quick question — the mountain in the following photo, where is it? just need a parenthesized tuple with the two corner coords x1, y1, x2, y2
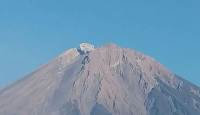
(0, 43, 200, 115)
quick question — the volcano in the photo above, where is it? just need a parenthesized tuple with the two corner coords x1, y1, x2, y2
(0, 43, 200, 115)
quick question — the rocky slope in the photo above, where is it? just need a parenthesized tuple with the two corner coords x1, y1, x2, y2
(0, 43, 199, 115)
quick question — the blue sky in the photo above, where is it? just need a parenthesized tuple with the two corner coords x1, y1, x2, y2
(0, 0, 200, 87)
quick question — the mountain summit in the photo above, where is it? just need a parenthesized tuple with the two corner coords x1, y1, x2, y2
(0, 43, 200, 115)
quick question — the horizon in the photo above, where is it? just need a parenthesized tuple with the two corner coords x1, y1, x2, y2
(0, 1, 200, 87)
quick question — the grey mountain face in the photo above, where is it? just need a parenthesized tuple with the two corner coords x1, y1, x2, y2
(0, 43, 200, 115)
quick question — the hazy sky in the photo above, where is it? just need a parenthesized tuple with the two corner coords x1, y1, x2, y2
(0, 0, 200, 87)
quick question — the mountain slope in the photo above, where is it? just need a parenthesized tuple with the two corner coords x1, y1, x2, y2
(0, 43, 199, 115)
